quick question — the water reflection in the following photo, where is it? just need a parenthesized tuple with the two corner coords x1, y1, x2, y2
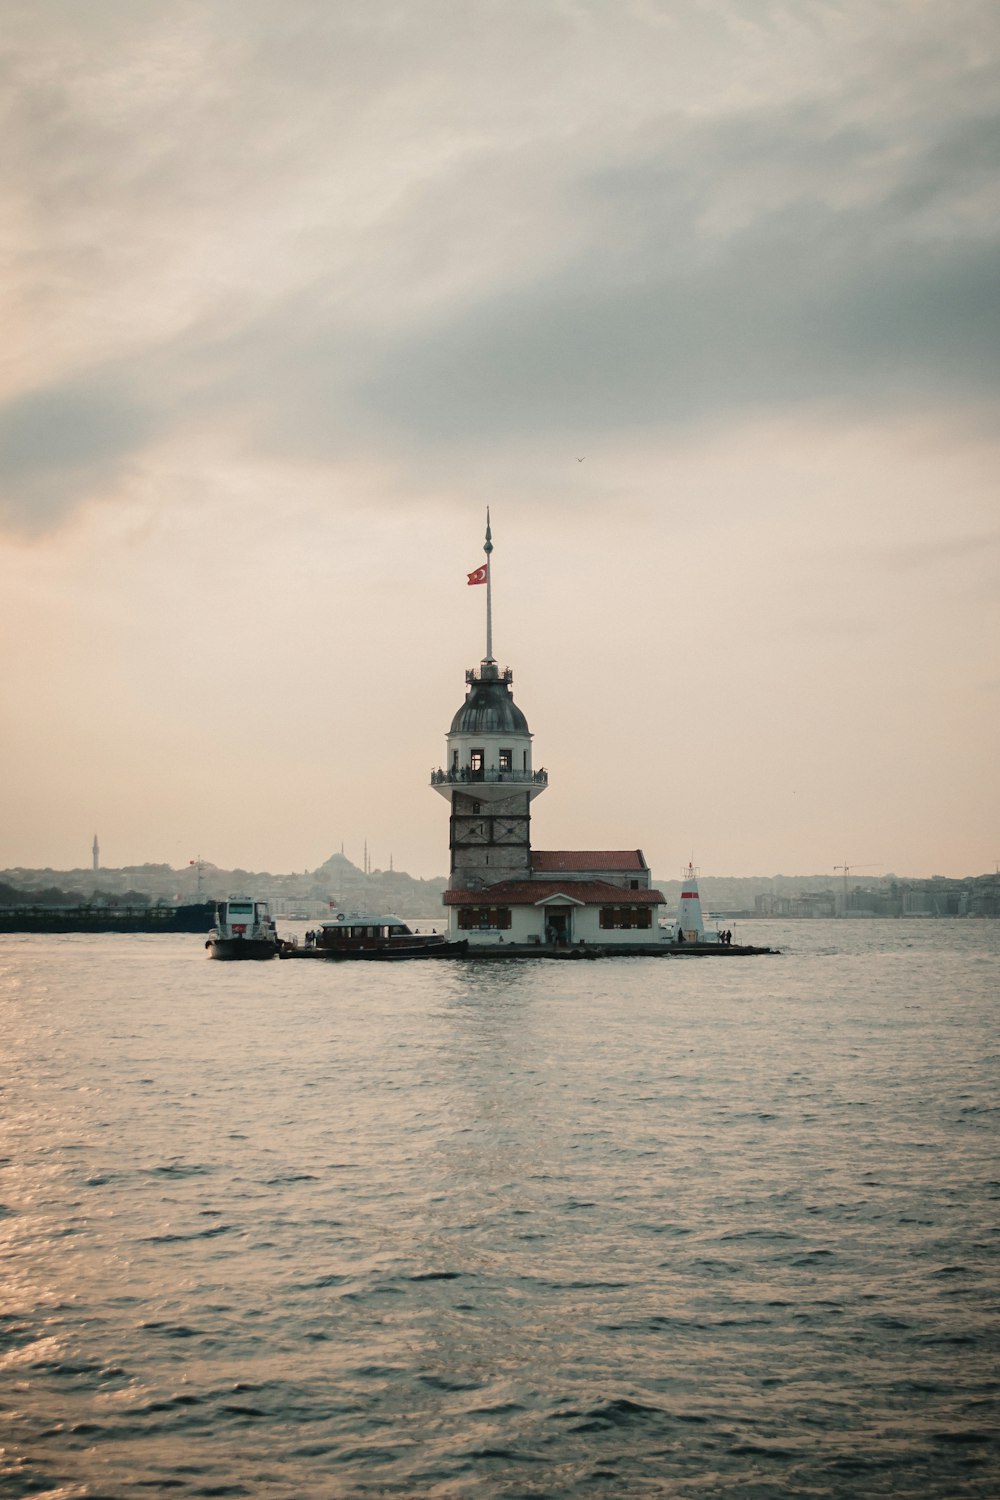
(1, 925, 997, 1497)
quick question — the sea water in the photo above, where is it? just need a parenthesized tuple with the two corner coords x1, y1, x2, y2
(1, 920, 997, 1498)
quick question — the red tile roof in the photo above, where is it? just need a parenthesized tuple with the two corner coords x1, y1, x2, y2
(531, 850, 648, 872)
(445, 879, 665, 907)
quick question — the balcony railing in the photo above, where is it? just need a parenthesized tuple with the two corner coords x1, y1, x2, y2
(465, 664, 513, 685)
(430, 766, 548, 787)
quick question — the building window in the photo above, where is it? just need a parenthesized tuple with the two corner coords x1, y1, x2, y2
(630, 879, 639, 889)
(452, 749, 459, 769)
(499, 748, 512, 771)
(600, 907, 652, 929)
(457, 906, 512, 930)
(470, 748, 484, 776)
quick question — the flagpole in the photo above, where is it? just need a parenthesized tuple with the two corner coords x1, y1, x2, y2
(484, 509, 494, 662)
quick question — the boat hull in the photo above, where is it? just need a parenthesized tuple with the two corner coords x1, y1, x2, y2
(206, 937, 279, 961)
(0, 902, 215, 934)
(285, 939, 469, 960)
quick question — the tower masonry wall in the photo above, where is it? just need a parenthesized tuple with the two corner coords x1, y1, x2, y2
(449, 846, 532, 889)
(449, 789, 532, 891)
(452, 792, 529, 817)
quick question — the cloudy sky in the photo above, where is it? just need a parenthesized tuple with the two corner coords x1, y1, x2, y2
(2, 0, 997, 881)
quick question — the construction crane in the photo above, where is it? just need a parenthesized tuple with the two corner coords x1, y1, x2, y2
(834, 862, 880, 915)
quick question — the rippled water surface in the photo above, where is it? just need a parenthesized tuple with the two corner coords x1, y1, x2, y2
(1, 921, 998, 1497)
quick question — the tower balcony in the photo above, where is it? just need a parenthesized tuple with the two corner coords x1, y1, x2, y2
(430, 765, 548, 802)
(466, 663, 513, 685)
(431, 766, 548, 788)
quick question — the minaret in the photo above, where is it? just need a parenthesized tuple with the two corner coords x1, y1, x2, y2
(92, 834, 100, 872)
(431, 515, 547, 892)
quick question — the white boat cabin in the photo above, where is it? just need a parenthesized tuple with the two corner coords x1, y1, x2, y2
(215, 897, 275, 942)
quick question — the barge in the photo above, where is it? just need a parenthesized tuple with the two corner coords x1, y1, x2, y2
(0, 901, 215, 934)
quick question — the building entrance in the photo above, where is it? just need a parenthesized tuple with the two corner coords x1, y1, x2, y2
(546, 909, 571, 944)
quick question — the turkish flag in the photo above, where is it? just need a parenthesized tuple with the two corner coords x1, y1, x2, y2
(467, 565, 488, 585)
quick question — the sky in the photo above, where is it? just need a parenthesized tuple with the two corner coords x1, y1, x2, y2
(1, 0, 998, 881)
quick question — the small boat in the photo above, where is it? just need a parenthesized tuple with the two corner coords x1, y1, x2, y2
(289, 912, 467, 960)
(206, 897, 281, 960)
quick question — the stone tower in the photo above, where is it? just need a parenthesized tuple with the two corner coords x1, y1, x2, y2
(430, 516, 547, 891)
(432, 660, 547, 890)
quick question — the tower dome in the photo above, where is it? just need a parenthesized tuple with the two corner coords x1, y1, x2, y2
(449, 661, 530, 737)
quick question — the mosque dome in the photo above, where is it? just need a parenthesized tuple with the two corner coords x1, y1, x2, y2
(449, 663, 530, 737)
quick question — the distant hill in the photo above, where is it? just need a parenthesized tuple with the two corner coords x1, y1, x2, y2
(650, 872, 855, 913)
(3, 864, 994, 920)
(0, 855, 448, 920)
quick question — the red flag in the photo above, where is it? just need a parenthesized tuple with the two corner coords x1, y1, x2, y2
(467, 564, 488, 585)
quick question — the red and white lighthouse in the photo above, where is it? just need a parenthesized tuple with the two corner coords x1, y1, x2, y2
(677, 862, 707, 942)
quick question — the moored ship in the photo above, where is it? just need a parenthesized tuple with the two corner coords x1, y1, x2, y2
(206, 897, 281, 960)
(287, 913, 466, 960)
(0, 900, 214, 934)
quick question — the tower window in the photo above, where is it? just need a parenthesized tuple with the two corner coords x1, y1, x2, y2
(499, 748, 512, 772)
(470, 748, 484, 776)
(452, 749, 459, 769)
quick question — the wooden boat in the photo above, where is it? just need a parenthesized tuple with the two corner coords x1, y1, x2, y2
(286, 913, 467, 960)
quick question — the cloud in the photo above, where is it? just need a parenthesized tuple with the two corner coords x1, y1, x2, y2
(1, 1, 998, 529)
(351, 91, 1000, 440)
(0, 378, 154, 528)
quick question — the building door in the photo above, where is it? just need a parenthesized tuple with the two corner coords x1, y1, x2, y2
(546, 909, 571, 944)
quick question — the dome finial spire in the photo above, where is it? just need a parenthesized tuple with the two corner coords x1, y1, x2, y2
(484, 508, 494, 663)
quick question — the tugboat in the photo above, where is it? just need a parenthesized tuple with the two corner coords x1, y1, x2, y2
(206, 897, 281, 961)
(287, 912, 467, 960)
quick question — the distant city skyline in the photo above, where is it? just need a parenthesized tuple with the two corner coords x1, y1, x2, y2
(2, 3, 997, 881)
(3, 845, 996, 887)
